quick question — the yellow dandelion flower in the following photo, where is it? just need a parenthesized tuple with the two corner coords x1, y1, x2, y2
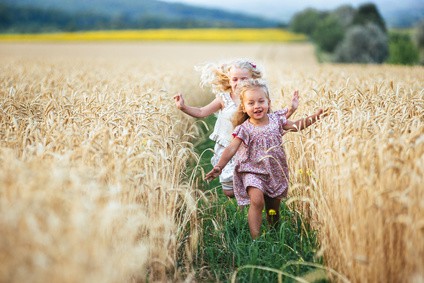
(298, 169, 303, 175)
(268, 209, 276, 216)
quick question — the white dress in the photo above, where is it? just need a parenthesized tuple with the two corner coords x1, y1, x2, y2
(209, 92, 237, 190)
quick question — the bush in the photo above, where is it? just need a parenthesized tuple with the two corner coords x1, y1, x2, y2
(387, 32, 419, 65)
(334, 23, 388, 63)
(416, 20, 424, 48)
(312, 14, 345, 53)
(333, 5, 355, 29)
(352, 3, 386, 32)
(416, 20, 424, 64)
(289, 8, 325, 36)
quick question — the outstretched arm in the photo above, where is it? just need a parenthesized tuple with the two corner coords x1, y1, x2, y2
(204, 137, 243, 181)
(173, 93, 222, 118)
(285, 90, 299, 119)
(283, 109, 327, 132)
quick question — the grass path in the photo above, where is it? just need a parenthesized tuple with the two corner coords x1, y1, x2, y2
(191, 116, 328, 282)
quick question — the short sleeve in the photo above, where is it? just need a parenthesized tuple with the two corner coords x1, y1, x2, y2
(232, 124, 250, 145)
(274, 109, 288, 126)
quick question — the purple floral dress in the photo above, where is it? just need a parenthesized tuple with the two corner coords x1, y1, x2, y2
(232, 109, 289, 206)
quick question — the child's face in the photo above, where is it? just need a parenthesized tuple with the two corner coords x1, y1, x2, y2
(229, 67, 251, 94)
(242, 87, 270, 122)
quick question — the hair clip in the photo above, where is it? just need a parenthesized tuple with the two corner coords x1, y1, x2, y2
(249, 62, 256, 69)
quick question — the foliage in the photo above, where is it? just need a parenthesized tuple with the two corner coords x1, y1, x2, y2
(312, 14, 345, 53)
(352, 3, 386, 32)
(416, 20, 424, 64)
(387, 32, 419, 65)
(334, 23, 388, 63)
(289, 8, 326, 36)
(290, 3, 393, 64)
(332, 5, 356, 29)
(416, 20, 424, 48)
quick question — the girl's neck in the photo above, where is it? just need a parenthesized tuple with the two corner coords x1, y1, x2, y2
(248, 115, 269, 127)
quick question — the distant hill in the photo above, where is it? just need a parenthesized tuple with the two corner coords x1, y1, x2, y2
(0, 0, 279, 33)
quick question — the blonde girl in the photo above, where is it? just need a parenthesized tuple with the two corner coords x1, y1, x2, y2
(174, 59, 298, 197)
(205, 79, 325, 239)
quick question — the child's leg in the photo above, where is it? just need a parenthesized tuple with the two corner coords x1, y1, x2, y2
(264, 196, 282, 227)
(247, 187, 265, 239)
(212, 143, 235, 198)
(221, 181, 234, 198)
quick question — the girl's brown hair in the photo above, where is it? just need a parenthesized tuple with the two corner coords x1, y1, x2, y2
(232, 79, 271, 127)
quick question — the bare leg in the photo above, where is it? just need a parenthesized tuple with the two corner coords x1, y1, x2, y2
(247, 187, 264, 239)
(264, 196, 282, 228)
(223, 189, 234, 198)
(221, 182, 235, 198)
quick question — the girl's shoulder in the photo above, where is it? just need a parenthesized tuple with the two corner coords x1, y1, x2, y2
(270, 108, 288, 126)
(233, 120, 252, 145)
(236, 119, 252, 131)
(216, 92, 234, 107)
(272, 108, 288, 117)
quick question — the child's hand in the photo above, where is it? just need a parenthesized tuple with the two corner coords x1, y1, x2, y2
(204, 166, 222, 181)
(173, 93, 185, 110)
(291, 90, 299, 110)
(316, 108, 330, 120)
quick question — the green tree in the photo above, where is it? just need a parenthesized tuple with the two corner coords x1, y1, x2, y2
(334, 23, 388, 63)
(352, 3, 386, 32)
(387, 32, 419, 65)
(312, 14, 345, 53)
(289, 8, 325, 36)
(416, 20, 424, 64)
(417, 20, 424, 48)
(333, 5, 356, 29)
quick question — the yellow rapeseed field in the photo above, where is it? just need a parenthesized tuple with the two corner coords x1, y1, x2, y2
(0, 42, 422, 282)
(0, 28, 306, 42)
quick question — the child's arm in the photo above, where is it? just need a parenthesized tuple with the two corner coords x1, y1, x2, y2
(283, 109, 326, 132)
(204, 137, 242, 181)
(285, 90, 299, 119)
(174, 93, 222, 118)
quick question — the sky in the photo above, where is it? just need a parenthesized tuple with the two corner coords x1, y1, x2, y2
(161, 0, 419, 22)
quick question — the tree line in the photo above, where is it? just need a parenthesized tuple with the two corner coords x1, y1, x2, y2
(0, 2, 275, 32)
(289, 3, 424, 65)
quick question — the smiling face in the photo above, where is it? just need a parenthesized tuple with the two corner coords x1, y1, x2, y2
(229, 67, 252, 95)
(242, 86, 271, 125)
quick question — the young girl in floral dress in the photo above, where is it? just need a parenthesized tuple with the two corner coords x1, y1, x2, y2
(205, 79, 326, 239)
(174, 59, 298, 197)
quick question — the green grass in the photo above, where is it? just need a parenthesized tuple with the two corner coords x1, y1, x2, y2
(191, 116, 327, 282)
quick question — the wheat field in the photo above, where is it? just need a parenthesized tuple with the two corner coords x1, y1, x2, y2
(0, 42, 423, 282)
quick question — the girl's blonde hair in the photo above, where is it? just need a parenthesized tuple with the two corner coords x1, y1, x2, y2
(196, 59, 263, 94)
(232, 79, 271, 127)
